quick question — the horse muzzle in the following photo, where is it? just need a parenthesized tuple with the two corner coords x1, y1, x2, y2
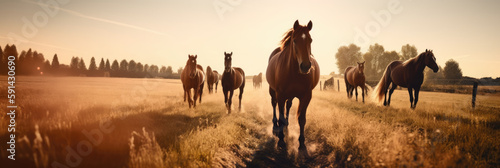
(299, 61, 312, 74)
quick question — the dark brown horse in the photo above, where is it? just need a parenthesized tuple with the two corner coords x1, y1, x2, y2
(266, 20, 320, 151)
(374, 49, 438, 109)
(221, 52, 245, 114)
(345, 61, 366, 103)
(323, 77, 334, 90)
(181, 55, 205, 108)
(253, 73, 262, 89)
(206, 66, 220, 93)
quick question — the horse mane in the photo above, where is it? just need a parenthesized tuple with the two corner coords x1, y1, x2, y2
(403, 51, 428, 66)
(207, 66, 212, 73)
(280, 29, 294, 50)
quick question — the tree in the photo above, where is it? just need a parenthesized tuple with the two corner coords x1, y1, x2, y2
(443, 59, 462, 82)
(120, 59, 128, 72)
(52, 54, 59, 69)
(136, 63, 143, 73)
(111, 60, 119, 71)
(166, 66, 173, 77)
(335, 44, 362, 73)
(88, 57, 97, 71)
(401, 44, 417, 61)
(43, 60, 51, 75)
(143, 64, 149, 73)
(98, 58, 105, 71)
(177, 67, 183, 75)
(70, 56, 80, 75)
(78, 57, 87, 71)
(362, 52, 376, 79)
(379, 51, 400, 74)
(424, 65, 443, 85)
(368, 43, 385, 75)
(105, 59, 111, 71)
(160, 66, 167, 75)
(128, 60, 136, 72)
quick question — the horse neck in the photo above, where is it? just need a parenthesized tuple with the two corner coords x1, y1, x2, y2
(282, 44, 298, 73)
(415, 54, 426, 73)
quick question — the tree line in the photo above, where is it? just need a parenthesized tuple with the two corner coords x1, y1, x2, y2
(0, 44, 182, 78)
(334, 43, 471, 84)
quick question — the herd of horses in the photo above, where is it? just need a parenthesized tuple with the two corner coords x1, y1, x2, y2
(180, 20, 439, 152)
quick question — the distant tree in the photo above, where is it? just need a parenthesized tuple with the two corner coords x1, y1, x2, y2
(128, 60, 136, 72)
(98, 58, 105, 71)
(119, 59, 128, 72)
(160, 66, 167, 75)
(425, 65, 444, 84)
(177, 67, 183, 75)
(166, 66, 173, 77)
(149, 65, 159, 77)
(78, 57, 87, 71)
(43, 60, 51, 75)
(70, 56, 80, 75)
(401, 44, 418, 61)
(368, 43, 385, 76)
(144, 64, 149, 74)
(88, 57, 97, 71)
(362, 52, 376, 79)
(443, 59, 462, 82)
(335, 44, 362, 74)
(136, 63, 143, 73)
(105, 59, 111, 71)
(52, 54, 59, 69)
(379, 51, 400, 73)
(111, 59, 119, 71)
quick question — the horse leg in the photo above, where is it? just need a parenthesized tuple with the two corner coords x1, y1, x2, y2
(224, 90, 229, 109)
(183, 86, 187, 102)
(199, 82, 204, 103)
(193, 88, 199, 108)
(238, 86, 244, 111)
(345, 80, 350, 98)
(387, 84, 397, 106)
(355, 86, 358, 101)
(408, 87, 414, 109)
(413, 87, 420, 109)
(361, 85, 365, 103)
(269, 88, 278, 133)
(298, 92, 312, 151)
(285, 98, 293, 126)
(215, 82, 218, 93)
(277, 97, 287, 148)
(187, 89, 193, 108)
(228, 90, 234, 114)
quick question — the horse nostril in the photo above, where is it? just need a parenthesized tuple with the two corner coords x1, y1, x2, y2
(300, 62, 311, 72)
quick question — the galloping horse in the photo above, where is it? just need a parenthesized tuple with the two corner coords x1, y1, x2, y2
(206, 66, 220, 93)
(221, 52, 245, 114)
(374, 49, 438, 109)
(266, 20, 320, 151)
(344, 61, 366, 103)
(253, 73, 262, 89)
(181, 55, 205, 108)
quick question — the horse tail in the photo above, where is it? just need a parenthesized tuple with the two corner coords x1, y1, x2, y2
(373, 66, 390, 103)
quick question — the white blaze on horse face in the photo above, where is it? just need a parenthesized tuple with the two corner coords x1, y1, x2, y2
(301, 33, 306, 40)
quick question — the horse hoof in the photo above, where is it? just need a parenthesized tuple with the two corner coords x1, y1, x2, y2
(277, 139, 286, 150)
(298, 145, 309, 158)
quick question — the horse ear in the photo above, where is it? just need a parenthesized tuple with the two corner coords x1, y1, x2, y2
(224, 52, 226, 55)
(230, 52, 233, 55)
(194, 55, 197, 59)
(293, 20, 300, 30)
(357, 61, 360, 64)
(425, 49, 428, 52)
(307, 20, 313, 31)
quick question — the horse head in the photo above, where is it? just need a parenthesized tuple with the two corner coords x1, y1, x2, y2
(424, 49, 439, 73)
(187, 55, 198, 78)
(357, 61, 365, 74)
(224, 52, 233, 73)
(291, 20, 313, 74)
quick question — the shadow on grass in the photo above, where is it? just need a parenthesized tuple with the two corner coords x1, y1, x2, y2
(1, 105, 223, 168)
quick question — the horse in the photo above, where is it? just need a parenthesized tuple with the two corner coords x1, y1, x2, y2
(266, 20, 320, 151)
(323, 77, 334, 90)
(206, 66, 220, 93)
(253, 73, 263, 89)
(221, 52, 245, 114)
(344, 61, 366, 103)
(373, 49, 438, 109)
(180, 55, 205, 108)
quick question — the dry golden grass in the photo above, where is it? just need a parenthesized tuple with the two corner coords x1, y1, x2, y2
(0, 76, 498, 167)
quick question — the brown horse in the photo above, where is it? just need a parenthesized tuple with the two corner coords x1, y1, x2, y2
(181, 55, 205, 108)
(345, 61, 366, 103)
(206, 66, 220, 93)
(221, 52, 245, 114)
(323, 77, 334, 90)
(252, 73, 262, 89)
(374, 49, 438, 109)
(266, 20, 320, 151)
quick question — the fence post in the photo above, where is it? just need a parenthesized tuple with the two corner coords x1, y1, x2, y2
(337, 80, 340, 92)
(320, 81, 322, 91)
(472, 82, 478, 109)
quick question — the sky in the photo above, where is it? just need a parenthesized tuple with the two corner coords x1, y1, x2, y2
(0, 0, 499, 78)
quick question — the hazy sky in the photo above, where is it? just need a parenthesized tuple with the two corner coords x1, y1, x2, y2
(1, 0, 499, 78)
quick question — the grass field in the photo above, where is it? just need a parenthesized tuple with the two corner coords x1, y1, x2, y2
(0, 76, 499, 167)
